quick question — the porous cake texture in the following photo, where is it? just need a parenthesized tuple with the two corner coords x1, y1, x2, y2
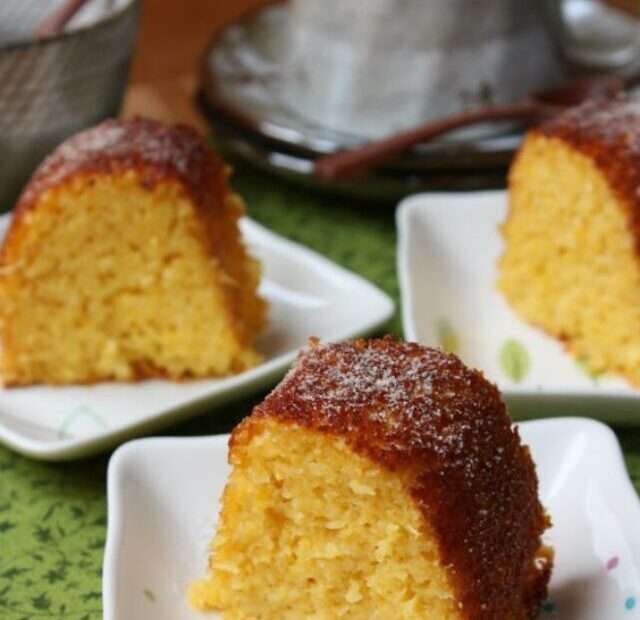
(498, 97, 640, 385)
(0, 118, 267, 385)
(191, 338, 552, 620)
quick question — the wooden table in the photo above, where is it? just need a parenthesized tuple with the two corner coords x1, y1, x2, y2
(122, 0, 273, 130)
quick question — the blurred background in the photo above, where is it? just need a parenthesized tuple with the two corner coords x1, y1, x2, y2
(3, 0, 640, 206)
(122, 0, 268, 130)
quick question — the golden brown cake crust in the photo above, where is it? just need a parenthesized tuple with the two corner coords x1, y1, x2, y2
(535, 96, 640, 253)
(14, 117, 219, 215)
(234, 338, 551, 620)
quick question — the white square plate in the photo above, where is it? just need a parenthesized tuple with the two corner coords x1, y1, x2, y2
(103, 417, 640, 620)
(0, 214, 393, 460)
(397, 191, 640, 422)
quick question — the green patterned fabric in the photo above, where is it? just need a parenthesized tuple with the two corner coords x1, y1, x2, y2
(1, 163, 640, 619)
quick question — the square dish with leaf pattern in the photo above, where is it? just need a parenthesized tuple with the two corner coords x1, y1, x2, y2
(397, 191, 640, 422)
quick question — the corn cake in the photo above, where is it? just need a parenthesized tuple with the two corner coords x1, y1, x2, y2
(0, 118, 267, 385)
(499, 97, 640, 385)
(190, 338, 552, 620)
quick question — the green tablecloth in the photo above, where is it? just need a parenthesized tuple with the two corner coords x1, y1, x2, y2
(1, 164, 640, 619)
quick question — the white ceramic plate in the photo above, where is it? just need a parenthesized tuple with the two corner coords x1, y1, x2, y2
(397, 191, 640, 422)
(0, 214, 393, 460)
(103, 417, 640, 620)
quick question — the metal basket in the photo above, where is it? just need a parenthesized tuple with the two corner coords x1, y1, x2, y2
(0, 0, 141, 210)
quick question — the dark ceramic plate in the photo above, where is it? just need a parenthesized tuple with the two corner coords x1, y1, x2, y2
(209, 121, 507, 203)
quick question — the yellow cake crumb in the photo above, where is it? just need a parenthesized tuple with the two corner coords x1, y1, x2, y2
(190, 419, 461, 620)
(0, 167, 266, 385)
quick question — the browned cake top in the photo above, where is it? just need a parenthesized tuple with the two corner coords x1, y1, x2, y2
(16, 117, 225, 212)
(240, 338, 550, 619)
(536, 96, 640, 249)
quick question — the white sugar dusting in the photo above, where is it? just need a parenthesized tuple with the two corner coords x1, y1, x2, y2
(56, 123, 127, 159)
(550, 96, 640, 155)
(272, 340, 510, 469)
(20, 119, 204, 205)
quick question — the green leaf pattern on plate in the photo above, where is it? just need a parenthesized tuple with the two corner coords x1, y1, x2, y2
(436, 318, 459, 354)
(575, 358, 603, 383)
(143, 588, 157, 603)
(499, 339, 531, 383)
(58, 406, 106, 440)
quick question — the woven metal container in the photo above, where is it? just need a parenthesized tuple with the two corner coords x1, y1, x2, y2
(0, 0, 140, 211)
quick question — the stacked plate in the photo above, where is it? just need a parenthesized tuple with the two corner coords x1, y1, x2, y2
(198, 4, 522, 201)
